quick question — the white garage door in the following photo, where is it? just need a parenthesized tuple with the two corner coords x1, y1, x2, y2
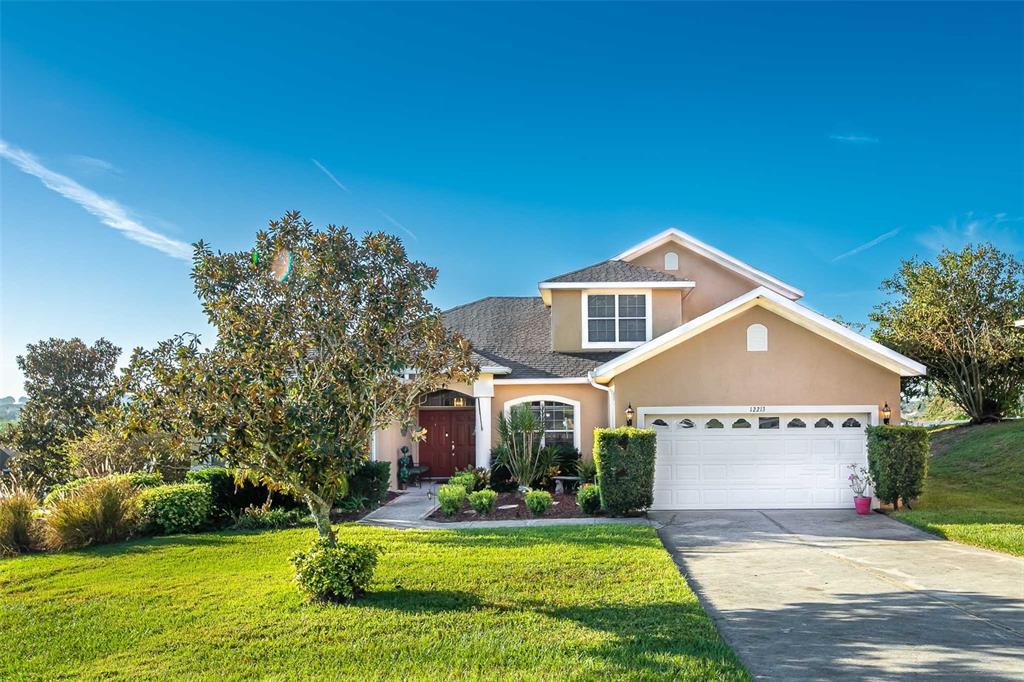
(645, 411, 871, 510)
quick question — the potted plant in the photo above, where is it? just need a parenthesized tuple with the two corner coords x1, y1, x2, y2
(847, 464, 874, 515)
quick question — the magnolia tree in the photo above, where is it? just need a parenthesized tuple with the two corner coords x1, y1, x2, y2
(871, 244, 1024, 423)
(119, 212, 477, 543)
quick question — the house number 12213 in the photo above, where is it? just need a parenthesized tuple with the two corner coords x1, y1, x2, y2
(749, 406, 766, 413)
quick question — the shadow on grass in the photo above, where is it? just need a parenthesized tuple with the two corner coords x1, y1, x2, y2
(412, 525, 660, 551)
(544, 600, 746, 679)
(713, 590, 1024, 680)
(357, 588, 484, 613)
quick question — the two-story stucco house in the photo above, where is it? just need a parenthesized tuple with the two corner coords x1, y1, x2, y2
(374, 228, 926, 510)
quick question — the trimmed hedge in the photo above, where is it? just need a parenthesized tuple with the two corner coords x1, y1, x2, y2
(593, 427, 656, 516)
(185, 467, 301, 518)
(468, 489, 497, 515)
(867, 425, 929, 510)
(347, 461, 391, 506)
(448, 472, 475, 496)
(137, 483, 212, 534)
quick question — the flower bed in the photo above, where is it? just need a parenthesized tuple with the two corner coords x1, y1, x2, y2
(427, 492, 593, 523)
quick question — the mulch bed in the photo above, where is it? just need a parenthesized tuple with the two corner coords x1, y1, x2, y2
(331, 491, 400, 523)
(428, 491, 595, 523)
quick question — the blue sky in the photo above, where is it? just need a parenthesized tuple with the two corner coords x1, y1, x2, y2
(1, 2, 1022, 396)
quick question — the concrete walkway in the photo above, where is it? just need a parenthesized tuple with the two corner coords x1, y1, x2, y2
(653, 509, 1024, 681)
(359, 485, 651, 530)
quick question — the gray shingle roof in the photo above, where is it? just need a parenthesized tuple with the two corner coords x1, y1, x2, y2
(444, 297, 623, 379)
(544, 259, 679, 283)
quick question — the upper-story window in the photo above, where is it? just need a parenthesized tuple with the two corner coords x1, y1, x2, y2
(583, 291, 652, 348)
(664, 251, 679, 271)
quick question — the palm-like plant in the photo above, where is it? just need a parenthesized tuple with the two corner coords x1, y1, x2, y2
(496, 404, 545, 492)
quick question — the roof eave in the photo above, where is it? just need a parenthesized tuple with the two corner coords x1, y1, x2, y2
(537, 280, 696, 305)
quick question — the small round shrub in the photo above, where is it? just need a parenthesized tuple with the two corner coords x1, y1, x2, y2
(576, 484, 602, 515)
(437, 484, 467, 517)
(448, 472, 475, 496)
(468, 489, 497, 515)
(290, 539, 379, 602)
(136, 483, 212, 535)
(525, 489, 553, 516)
(233, 505, 311, 530)
(43, 476, 139, 550)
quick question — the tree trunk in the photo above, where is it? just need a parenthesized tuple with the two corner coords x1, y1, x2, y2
(306, 496, 336, 545)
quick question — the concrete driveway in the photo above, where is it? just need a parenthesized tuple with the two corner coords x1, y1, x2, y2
(652, 510, 1024, 681)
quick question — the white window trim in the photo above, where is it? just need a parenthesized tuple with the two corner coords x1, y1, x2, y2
(581, 288, 653, 350)
(664, 251, 679, 271)
(504, 394, 581, 449)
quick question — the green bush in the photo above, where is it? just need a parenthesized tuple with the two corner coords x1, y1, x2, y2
(186, 467, 300, 517)
(593, 427, 656, 516)
(468, 489, 498, 515)
(867, 425, 929, 510)
(290, 539, 379, 602)
(1, 489, 38, 556)
(44, 471, 163, 507)
(348, 461, 391, 506)
(437, 484, 467, 517)
(576, 458, 598, 484)
(457, 466, 490, 492)
(448, 472, 475, 496)
(137, 483, 212, 534)
(525, 489, 553, 516)
(232, 504, 311, 530)
(42, 476, 139, 550)
(576, 483, 602, 515)
(488, 446, 518, 493)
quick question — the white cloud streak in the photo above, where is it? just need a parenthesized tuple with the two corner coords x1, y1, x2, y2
(68, 154, 121, 175)
(311, 158, 350, 192)
(917, 212, 1022, 253)
(377, 210, 418, 241)
(829, 134, 880, 144)
(831, 228, 901, 262)
(1, 140, 192, 261)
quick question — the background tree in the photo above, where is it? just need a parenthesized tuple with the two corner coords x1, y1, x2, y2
(123, 212, 476, 543)
(871, 244, 1024, 423)
(7, 338, 120, 483)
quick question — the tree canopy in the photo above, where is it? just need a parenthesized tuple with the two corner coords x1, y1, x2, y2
(5, 337, 121, 483)
(871, 243, 1024, 423)
(120, 212, 477, 542)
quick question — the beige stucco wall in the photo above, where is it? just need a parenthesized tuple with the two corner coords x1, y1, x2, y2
(611, 306, 903, 423)
(550, 290, 583, 351)
(492, 383, 610, 459)
(550, 288, 684, 352)
(373, 423, 414, 490)
(628, 242, 762, 322)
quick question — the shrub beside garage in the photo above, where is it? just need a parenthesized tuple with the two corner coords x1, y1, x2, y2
(867, 425, 929, 510)
(593, 427, 656, 516)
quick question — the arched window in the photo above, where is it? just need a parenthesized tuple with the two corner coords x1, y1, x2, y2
(842, 418, 862, 428)
(706, 418, 724, 429)
(814, 418, 834, 429)
(732, 418, 752, 429)
(504, 395, 580, 449)
(678, 418, 695, 429)
(652, 418, 669, 427)
(787, 418, 806, 428)
(664, 251, 679, 271)
(747, 324, 768, 352)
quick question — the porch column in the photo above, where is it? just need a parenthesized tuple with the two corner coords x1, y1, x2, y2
(472, 375, 494, 469)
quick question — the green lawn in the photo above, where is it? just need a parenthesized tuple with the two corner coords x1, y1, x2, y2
(894, 420, 1024, 556)
(0, 524, 746, 681)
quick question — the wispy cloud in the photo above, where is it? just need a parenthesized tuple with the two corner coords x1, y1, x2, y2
(311, 158, 350, 192)
(377, 210, 418, 241)
(0, 140, 192, 261)
(829, 134, 880, 144)
(918, 212, 1022, 253)
(67, 154, 121, 176)
(831, 228, 901, 262)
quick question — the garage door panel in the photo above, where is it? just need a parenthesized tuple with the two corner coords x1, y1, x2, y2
(649, 411, 869, 510)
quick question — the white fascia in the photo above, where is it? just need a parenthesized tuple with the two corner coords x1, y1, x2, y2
(537, 280, 694, 305)
(612, 227, 804, 300)
(589, 286, 927, 381)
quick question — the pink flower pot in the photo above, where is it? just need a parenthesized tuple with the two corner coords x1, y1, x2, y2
(854, 496, 872, 515)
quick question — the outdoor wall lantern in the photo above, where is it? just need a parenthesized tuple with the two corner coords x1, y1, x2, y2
(881, 402, 891, 425)
(625, 403, 635, 427)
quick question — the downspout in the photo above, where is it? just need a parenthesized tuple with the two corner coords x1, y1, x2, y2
(587, 371, 616, 429)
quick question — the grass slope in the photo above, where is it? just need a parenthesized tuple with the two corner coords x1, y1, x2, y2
(894, 420, 1024, 556)
(0, 524, 746, 681)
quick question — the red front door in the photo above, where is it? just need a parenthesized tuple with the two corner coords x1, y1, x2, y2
(417, 409, 476, 477)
